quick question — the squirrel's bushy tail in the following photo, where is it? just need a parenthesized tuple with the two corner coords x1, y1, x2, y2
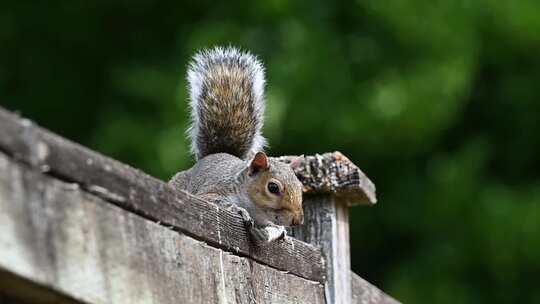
(187, 46, 267, 160)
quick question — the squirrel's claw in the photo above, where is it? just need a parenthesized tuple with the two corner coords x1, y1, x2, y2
(225, 204, 254, 228)
(267, 225, 287, 241)
(238, 209, 254, 228)
(222, 203, 286, 244)
(249, 227, 270, 244)
(249, 225, 286, 245)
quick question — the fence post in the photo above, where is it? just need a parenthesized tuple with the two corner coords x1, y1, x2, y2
(284, 152, 377, 304)
(292, 195, 351, 303)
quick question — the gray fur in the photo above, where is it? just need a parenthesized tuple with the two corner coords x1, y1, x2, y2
(187, 46, 267, 160)
(174, 153, 299, 227)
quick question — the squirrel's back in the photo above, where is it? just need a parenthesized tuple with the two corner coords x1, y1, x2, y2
(187, 46, 267, 160)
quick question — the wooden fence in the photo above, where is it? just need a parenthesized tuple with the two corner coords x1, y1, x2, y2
(0, 106, 400, 304)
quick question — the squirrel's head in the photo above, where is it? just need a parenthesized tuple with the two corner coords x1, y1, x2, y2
(246, 152, 304, 226)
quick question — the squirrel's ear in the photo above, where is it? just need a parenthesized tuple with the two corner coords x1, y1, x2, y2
(249, 152, 270, 176)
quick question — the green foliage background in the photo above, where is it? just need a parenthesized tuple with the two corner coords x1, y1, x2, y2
(2, 1, 539, 302)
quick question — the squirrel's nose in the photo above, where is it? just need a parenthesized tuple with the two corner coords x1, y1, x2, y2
(291, 213, 304, 226)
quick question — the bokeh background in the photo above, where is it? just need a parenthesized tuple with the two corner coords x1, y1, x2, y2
(2, 1, 540, 303)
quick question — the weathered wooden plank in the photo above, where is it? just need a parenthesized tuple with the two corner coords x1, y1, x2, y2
(0, 152, 325, 304)
(276, 152, 377, 206)
(0, 107, 325, 282)
(290, 195, 351, 304)
(351, 272, 400, 304)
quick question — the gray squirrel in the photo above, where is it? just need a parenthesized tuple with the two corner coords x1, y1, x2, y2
(169, 46, 304, 244)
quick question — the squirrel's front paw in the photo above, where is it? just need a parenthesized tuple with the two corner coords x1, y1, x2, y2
(239, 209, 254, 228)
(249, 225, 286, 245)
(266, 225, 287, 242)
(225, 204, 254, 228)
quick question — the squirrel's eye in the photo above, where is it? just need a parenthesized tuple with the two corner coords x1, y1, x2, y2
(267, 182, 280, 194)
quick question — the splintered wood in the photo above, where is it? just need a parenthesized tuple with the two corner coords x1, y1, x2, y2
(276, 152, 377, 206)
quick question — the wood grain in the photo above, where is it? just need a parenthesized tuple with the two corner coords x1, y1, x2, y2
(0, 152, 325, 304)
(290, 195, 352, 304)
(0, 107, 325, 283)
